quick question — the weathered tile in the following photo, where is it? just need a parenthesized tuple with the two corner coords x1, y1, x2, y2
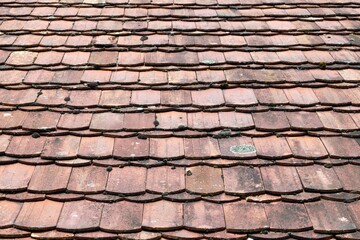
(218, 112, 254, 130)
(218, 137, 256, 159)
(284, 88, 319, 106)
(68, 166, 108, 193)
(99, 90, 131, 107)
(317, 112, 358, 131)
(287, 136, 328, 159)
(150, 138, 184, 159)
(260, 166, 302, 194)
(131, 90, 160, 106)
(186, 166, 223, 195)
(191, 89, 224, 107)
(57, 113, 92, 130)
(156, 112, 187, 129)
(253, 111, 290, 131)
(184, 138, 221, 159)
(90, 112, 124, 131)
(334, 165, 360, 192)
(42, 136, 80, 160)
(161, 90, 192, 106)
(106, 166, 146, 195)
(123, 113, 155, 130)
(187, 112, 219, 130)
(286, 112, 324, 131)
(113, 137, 149, 159)
(0, 111, 28, 129)
(143, 201, 183, 230)
(223, 166, 264, 195)
(146, 166, 185, 194)
(6, 136, 46, 158)
(253, 136, 292, 159)
(0, 201, 23, 228)
(223, 88, 257, 106)
(321, 137, 360, 158)
(78, 137, 114, 159)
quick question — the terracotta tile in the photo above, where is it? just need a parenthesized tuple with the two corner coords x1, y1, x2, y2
(161, 90, 192, 106)
(186, 166, 223, 194)
(22, 111, 61, 131)
(68, 90, 101, 108)
(81, 70, 111, 83)
(106, 166, 146, 195)
(78, 137, 114, 159)
(24, 70, 55, 85)
(36, 89, 68, 106)
(146, 166, 185, 194)
(322, 137, 360, 158)
(251, 51, 280, 64)
(48, 20, 74, 31)
(314, 88, 351, 106)
(143, 201, 183, 230)
(90, 112, 124, 131)
(277, 50, 307, 64)
(253, 111, 290, 132)
(0, 201, 22, 228)
(113, 137, 149, 159)
(287, 136, 328, 159)
(62, 52, 90, 66)
(0, 164, 34, 191)
(6, 136, 46, 158)
(224, 202, 268, 233)
(218, 137, 256, 159)
(156, 112, 187, 129)
(184, 201, 225, 232)
(282, 69, 314, 83)
(348, 201, 360, 229)
(0, 70, 26, 86)
(131, 90, 160, 106)
(150, 138, 184, 159)
(89, 52, 118, 66)
(184, 137, 221, 159)
(73, 20, 97, 31)
(223, 166, 264, 195)
(110, 71, 139, 84)
(283, 88, 319, 106)
(260, 166, 302, 194)
(306, 200, 356, 233)
(75, 231, 117, 239)
(35, 52, 64, 66)
(118, 52, 144, 66)
(0, 111, 27, 129)
(220, 35, 246, 46)
(140, 71, 168, 85)
(0, 135, 11, 154)
(53, 71, 83, 85)
(6, 51, 37, 66)
(28, 165, 71, 193)
(57, 200, 103, 232)
(13, 35, 42, 47)
(65, 35, 92, 47)
(317, 112, 358, 131)
(57, 113, 92, 130)
(334, 165, 360, 192)
(100, 201, 143, 233)
(191, 89, 224, 107)
(254, 88, 288, 105)
(168, 71, 197, 85)
(40, 35, 68, 47)
(253, 136, 293, 159)
(145, 51, 199, 66)
(123, 113, 155, 130)
(310, 69, 343, 82)
(196, 70, 226, 83)
(198, 51, 225, 65)
(223, 88, 257, 106)
(14, 200, 63, 230)
(42, 136, 80, 160)
(218, 112, 254, 130)
(68, 166, 108, 193)
(0, 228, 30, 238)
(286, 112, 323, 131)
(304, 50, 335, 63)
(264, 202, 312, 231)
(187, 112, 219, 130)
(297, 165, 342, 193)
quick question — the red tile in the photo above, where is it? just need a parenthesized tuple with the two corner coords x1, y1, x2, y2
(264, 202, 312, 231)
(57, 113, 92, 130)
(78, 137, 114, 159)
(186, 166, 223, 194)
(40, 35, 68, 47)
(0, 111, 28, 130)
(224, 51, 253, 64)
(75, 231, 117, 239)
(14, 200, 63, 230)
(198, 51, 225, 65)
(191, 89, 224, 107)
(253, 136, 292, 159)
(0, 201, 22, 228)
(184, 201, 225, 232)
(143, 201, 183, 231)
(90, 112, 124, 131)
(223, 166, 264, 195)
(196, 70, 226, 83)
(184, 137, 221, 159)
(89, 52, 118, 66)
(24, 70, 55, 84)
(251, 51, 280, 64)
(65, 35, 92, 47)
(311, 69, 343, 82)
(123, 113, 155, 130)
(0, 135, 11, 154)
(6, 136, 46, 158)
(261, 166, 302, 194)
(314, 88, 351, 106)
(277, 50, 307, 63)
(6, 51, 38, 66)
(254, 88, 288, 105)
(42, 136, 80, 160)
(0, 228, 30, 238)
(35, 52, 64, 66)
(13, 35, 42, 47)
(156, 112, 187, 130)
(334, 165, 360, 192)
(106, 166, 146, 195)
(348, 201, 360, 229)
(68, 90, 101, 108)
(28, 165, 72, 193)
(223, 88, 257, 106)
(22, 111, 61, 131)
(282, 69, 314, 83)
(218, 112, 254, 130)
(131, 90, 160, 106)
(140, 71, 168, 85)
(0, 164, 34, 191)
(36, 89, 68, 106)
(0, 70, 26, 86)
(253, 111, 290, 132)
(220, 35, 246, 46)
(284, 88, 319, 106)
(150, 138, 184, 159)
(113, 137, 149, 159)
(146, 166, 185, 194)
(218, 137, 256, 159)
(304, 50, 335, 63)
(317, 112, 358, 131)
(306, 200, 356, 233)
(297, 165, 342, 193)
(322, 137, 360, 158)
(168, 71, 197, 85)
(62, 52, 90, 66)
(286, 112, 324, 131)
(68, 166, 108, 193)
(73, 20, 97, 31)
(48, 20, 74, 31)
(287, 136, 328, 159)
(161, 90, 192, 106)
(267, 20, 296, 31)
(57, 200, 103, 232)
(53, 70, 82, 84)
(110, 71, 139, 84)
(224, 202, 268, 233)
(81, 70, 111, 83)
(118, 52, 144, 66)
(100, 202, 143, 233)
(187, 112, 219, 130)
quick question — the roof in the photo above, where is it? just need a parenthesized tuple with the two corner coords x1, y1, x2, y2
(0, 0, 360, 239)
